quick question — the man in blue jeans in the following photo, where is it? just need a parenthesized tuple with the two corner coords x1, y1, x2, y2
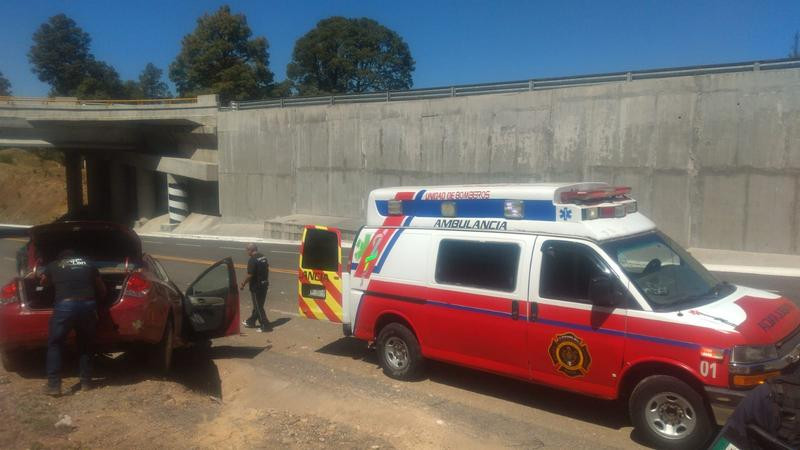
(39, 249, 106, 396)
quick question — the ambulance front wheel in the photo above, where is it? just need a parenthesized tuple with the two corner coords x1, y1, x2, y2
(377, 323, 424, 380)
(629, 375, 713, 449)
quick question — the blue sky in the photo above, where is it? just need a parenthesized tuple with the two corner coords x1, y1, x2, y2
(1, 0, 799, 97)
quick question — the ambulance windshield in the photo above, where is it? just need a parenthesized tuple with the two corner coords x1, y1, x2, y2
(602, 232, 732, 310)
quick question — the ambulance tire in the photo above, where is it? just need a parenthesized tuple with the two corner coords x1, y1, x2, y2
(377, 323, 424, 380)
(629, 375, 713, 449)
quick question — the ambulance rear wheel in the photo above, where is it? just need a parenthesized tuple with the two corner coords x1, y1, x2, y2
(377, 323, 424, 380)
(629, 375, 713, 449)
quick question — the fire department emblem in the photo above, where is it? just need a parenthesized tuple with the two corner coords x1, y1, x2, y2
(549, 332, 591, 377)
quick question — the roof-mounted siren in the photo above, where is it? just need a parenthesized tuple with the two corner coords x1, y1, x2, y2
(559, 186, 637, 220)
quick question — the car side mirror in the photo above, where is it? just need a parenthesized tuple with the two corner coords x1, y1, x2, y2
(589, 275, 621, 307)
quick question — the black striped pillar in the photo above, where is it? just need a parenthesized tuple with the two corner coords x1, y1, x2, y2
(167, 175, 188, 225)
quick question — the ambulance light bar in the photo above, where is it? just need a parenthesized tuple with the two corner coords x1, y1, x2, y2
(581, 201, 638, 220)
(561, 186, 632, 204)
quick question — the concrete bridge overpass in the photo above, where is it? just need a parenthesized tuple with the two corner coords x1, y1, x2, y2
(0, 95, 220, 226)
(3, 58, 800, 256)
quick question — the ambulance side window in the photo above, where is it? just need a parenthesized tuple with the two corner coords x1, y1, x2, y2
(539, 240, 612, 305)
(435, 239, 520, 292)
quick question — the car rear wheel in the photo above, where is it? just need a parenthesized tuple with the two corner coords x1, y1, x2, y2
(629, 375, 713, 449)
(148, 318, 174, 375)
(376, 323, 424, 380)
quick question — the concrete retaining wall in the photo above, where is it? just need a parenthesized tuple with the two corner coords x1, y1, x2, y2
(219, 68, 800, 254)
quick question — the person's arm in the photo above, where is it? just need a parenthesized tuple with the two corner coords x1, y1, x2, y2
(94, 269, 107, 299)
(240, 257, 254, 290)
(240, 273, 252, 290)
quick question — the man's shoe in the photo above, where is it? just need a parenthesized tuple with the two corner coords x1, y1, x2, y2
(43, 384, 61, 397)
(242, 321, 256, 329)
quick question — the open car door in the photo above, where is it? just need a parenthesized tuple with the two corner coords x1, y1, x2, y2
(184, 257, 239, 338)
(298, 225, 343, 323)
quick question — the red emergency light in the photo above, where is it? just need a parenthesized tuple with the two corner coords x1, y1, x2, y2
(561, 186, 632, 204)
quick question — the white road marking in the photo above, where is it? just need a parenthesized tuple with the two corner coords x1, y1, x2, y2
(271, 250, 299, 255)
(141, 240, 160, 244)
(175, 243, 201, 247)
(3, 257, 15, 262)
(219, 246, 243, 250)
(269, 308, 303, 318)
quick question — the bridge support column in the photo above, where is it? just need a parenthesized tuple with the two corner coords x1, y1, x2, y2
(86, 157, 110, 220)
(109, 160, 128, 224)
(136, 168, 157, 221)
(167, 174, 189, 227)
(64, 151, 83, 216)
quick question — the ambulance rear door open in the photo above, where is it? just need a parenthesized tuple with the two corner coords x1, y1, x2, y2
(298, 226, 345, 323)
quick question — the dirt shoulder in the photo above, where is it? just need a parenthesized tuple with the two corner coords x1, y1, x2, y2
(0, 148, 71, 225)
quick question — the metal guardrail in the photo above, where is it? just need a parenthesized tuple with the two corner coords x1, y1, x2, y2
(0, 96, 198, 106)
(227, 58, 800, 111)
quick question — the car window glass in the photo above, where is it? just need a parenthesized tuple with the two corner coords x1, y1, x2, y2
(435, 239, 520, 292)
(302, 229, 339, 272)
(539, 241, 609, 304)
(152, 259, 170, 282)
(191, 263, 229, 296)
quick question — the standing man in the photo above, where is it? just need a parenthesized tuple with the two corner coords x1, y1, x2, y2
(40, 249, 106, 396)
(239, 243, 270, 332)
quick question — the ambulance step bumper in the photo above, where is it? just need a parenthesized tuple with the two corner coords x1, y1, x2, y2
(705, 386, 748, 425)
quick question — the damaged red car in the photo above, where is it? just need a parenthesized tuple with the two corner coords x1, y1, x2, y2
(0, 221, 240, 371)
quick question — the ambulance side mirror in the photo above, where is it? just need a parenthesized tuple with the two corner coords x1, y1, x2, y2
(588, 275, 621, 307)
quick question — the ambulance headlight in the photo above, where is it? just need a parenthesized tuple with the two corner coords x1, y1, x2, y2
(731, 345, 778, 364)
(625, 201, 638, 214)
(504, 200, 524, 219)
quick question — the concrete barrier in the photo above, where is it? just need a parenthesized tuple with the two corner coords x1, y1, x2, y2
(219, 68, 800, 255)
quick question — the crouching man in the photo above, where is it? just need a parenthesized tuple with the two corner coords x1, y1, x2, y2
(40, 249, 105, 396)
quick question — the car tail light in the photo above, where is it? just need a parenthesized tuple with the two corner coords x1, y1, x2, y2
(123, 273, 150, 298)
(0, 281, 19, 304)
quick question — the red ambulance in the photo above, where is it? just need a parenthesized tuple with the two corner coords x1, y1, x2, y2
(297, 183, 800, 449)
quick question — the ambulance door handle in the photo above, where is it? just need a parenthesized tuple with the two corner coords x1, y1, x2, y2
(529, 302, 538, 322)
(511, 300, 519, 320)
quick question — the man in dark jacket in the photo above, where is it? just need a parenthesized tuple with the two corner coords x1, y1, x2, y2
(239, 243, 270, 332)
(40, 249, 106, 396)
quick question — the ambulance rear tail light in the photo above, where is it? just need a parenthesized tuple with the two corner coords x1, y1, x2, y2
(0, 281, 18, 305)
(387, 200, 403, 216)
(561, 186, 632, 204)
(504, 200, 524, 219)
(582, 205, 626, 220)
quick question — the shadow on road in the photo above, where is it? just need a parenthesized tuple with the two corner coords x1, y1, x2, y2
(6, 343, 269, 401)
(317, 337, 632, 432)
(315, 337, 377, 363)
(269, 317, 291, 329)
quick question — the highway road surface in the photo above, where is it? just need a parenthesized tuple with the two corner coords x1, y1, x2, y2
(1, 234, 799, 448)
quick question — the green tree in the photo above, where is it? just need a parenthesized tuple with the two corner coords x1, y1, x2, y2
(138, 63, 171, 98)
(28, 14, 94, 96)
(287, 17, 414, 95)
(169, 5, 274, 104)
(74, 60, 126, 99)
(0, 71, 11, 96)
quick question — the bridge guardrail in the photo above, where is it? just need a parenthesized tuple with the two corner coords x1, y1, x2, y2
(227, 58, 800, 111)
(0, 96, 198, 106)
